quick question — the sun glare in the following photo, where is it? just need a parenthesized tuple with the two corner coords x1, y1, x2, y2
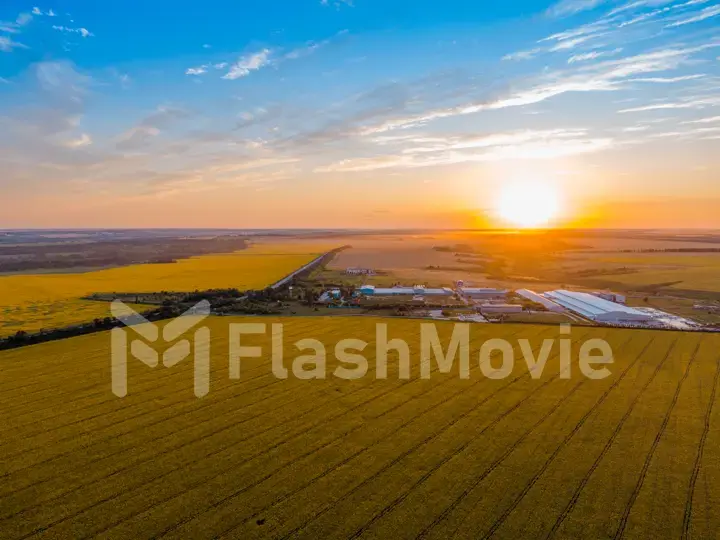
(496, 181, 561, 228)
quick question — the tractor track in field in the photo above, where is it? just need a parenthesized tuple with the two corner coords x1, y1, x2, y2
(613, 340, 701, 539)
(464, 335, 658, 540)
(0, 374, 341, 507)
(345, 369, 577, 539)
(0, 360, 276, 449)
(191, 328, 568, 538)
(9, 328, 541, 539)
(0, 319, 326, 406)
(2, 325, 385, 470)
(10, 376, 409, 540)
(681, 350, 720, 540)
(99, 327, 550, 539)
(0, 320, 325, 417)
(414, 334, 636, 540)
(541, 338, 679, 540)
(344, 332, 630, 540)
(0, 362, 289, 474)
(1, 362, 392, 526)
(274, 329, 597, 540)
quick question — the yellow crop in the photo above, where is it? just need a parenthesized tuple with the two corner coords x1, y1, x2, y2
(0, 317, 717, 538)
(0, 244, 329, 336)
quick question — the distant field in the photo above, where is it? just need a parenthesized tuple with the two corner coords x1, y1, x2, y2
(1, 317, 718, 539)
(593, 254, 720, 293)
(0, 244, 329, 336)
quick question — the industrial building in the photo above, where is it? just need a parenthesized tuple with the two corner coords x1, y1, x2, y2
(591, 291, 627, 304)
(478, 304, 523, 315)
(358, 285, 453, 297)
(346, 267, 376, 275)
(457, 287, 508, 300)
(516, 289, 566, 312)
(544, 290, 653, 323)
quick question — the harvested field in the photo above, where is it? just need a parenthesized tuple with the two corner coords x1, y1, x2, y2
(1, 316, 719, 539)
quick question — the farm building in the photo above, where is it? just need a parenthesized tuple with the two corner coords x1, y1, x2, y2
(346, 267, 376, 275)
(544, 290, 653, 323)
(358, 285, 453, 297)
(457, 287, 508, 300)
(516, 289, 566, 313)
(317, 289, 342, 303)
(591, 291, 627, 304)
(478, 303, 524, 314)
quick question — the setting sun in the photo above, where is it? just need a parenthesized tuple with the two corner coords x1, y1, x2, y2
(496, 181, 561, 228)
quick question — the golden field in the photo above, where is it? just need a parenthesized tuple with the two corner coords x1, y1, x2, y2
(0, 299, 150, 336)
(593, 254, 720, 293)
(0, 244, 329, 336)
(1, 316, 718, 539)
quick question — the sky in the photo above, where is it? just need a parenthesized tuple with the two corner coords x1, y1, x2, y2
(0, 0, 719, 229)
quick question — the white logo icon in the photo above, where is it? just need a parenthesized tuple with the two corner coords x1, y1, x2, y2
(110, 300, 211, 398)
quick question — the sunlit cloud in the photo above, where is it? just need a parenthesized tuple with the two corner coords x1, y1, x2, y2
(316, 130, 615, 172)
(619, 95, 720, 112)
(62, 133, 93, 148)
(682, 115, 720, 124)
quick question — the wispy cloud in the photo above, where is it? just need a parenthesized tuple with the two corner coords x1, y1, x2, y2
(546, 0, 609, 17)
(503, 49, 541, 61)
(1, 9, 34, 34)
(621, 125, 651, 132)
(185, 66, 207, 76)
(619, 95, 720, 112)
(320, 0, 354, 7)
(359, 45, 711, 134)
(31, 7, 56, 16)
(52, 26, 93, 38)
(222, 49, 272, 80)
(568, 48, 623, 63)
(0, 36, 28, 52)
(63, 133, 92, 148)
(185, 62, 228, 76)
(682, 115, 720, 124)
(316, 129, 614, 172)
(16, 12, 33, 25)
(666, 3, 720, 26)
(549, 33, 605, 51)
(116, 106, 191, 150)
(286, 39, 328, 60)
(284, 30, 347, 60)
(629, 74, 705, 82)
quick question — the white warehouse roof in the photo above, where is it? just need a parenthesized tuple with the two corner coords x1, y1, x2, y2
(544, 290, 652, 323)
(516, 289, 566, 313)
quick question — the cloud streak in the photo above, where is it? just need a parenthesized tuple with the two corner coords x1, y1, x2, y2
(0, 36, 28, 52)
(316, 129, 614, 172)
(52, 25, 93, 38)
(547, 0, 610, 17)
(222, 49, 272, 80)
(666, 3, 720, 26)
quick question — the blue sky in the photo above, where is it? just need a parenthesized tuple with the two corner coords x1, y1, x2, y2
(1, 0, 719, 228)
